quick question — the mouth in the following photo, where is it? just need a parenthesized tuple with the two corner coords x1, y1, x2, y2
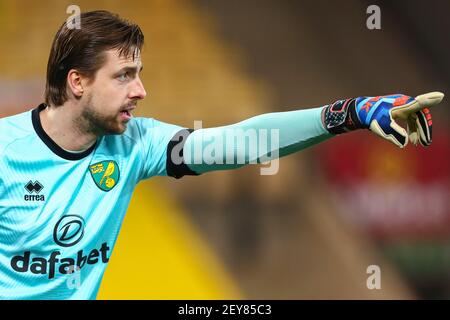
(120, 110, 132, 117)
(119, 105, 136, 121)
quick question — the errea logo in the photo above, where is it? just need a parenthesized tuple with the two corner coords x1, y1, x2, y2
(24, 180, 45, 201)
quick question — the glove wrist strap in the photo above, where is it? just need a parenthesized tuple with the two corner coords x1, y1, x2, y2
(322, 98, 364, 134)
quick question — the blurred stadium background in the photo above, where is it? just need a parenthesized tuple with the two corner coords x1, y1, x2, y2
(0, 0, 449, 299)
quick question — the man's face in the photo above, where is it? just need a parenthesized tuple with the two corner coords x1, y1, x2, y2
(79, 49, 146, 135)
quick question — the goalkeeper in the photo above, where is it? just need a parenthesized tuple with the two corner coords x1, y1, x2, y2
(0, 10, 444, 299)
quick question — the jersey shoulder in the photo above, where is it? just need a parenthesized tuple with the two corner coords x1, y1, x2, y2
(0, 109, 34, 156)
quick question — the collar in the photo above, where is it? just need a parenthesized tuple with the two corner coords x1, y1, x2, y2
(31, 103, 97, 161)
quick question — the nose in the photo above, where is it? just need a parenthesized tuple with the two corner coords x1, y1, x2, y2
(130, 77, 147, 100)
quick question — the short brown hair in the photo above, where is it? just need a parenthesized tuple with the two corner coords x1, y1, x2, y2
(45, 10, 144, 106)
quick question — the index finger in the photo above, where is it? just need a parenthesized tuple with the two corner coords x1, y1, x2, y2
(391, 91, 444, 119)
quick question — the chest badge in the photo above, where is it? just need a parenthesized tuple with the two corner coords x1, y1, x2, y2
(89, 160, 120, 192)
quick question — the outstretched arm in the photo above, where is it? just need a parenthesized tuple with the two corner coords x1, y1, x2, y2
(166, 92, 444, 178)
(184, 106, 330, 174)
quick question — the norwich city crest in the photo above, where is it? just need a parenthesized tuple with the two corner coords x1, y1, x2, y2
(89, 160, 120, 192)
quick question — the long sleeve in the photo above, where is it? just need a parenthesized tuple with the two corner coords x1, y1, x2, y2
(182, 106, 333, 174)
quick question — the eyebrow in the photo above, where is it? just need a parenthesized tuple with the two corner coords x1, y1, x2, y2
(116, 65, 144, 75)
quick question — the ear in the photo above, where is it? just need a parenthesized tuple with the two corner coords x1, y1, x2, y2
(66, 69, 85, 98)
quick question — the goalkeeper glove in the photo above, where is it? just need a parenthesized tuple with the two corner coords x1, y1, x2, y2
(322, 91, 444, 148)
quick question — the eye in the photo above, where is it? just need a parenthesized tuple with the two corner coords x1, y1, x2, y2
(117, 72, 130, 81)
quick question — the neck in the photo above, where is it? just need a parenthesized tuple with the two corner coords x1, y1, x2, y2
(40, 102, 98, 152)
